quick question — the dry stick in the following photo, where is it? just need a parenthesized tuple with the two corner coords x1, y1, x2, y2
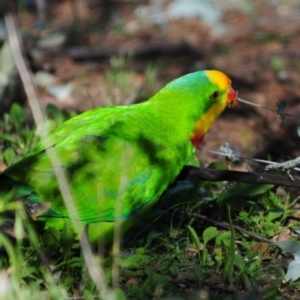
(238, 97, 293, 117)
(199, 146, 300, 172)
(42, 42, 204, 60)
(183, 166, 300, 188)
(238, 97, 278, 113)
(187, 213, 275, 245)
(4, 14, 109, 298)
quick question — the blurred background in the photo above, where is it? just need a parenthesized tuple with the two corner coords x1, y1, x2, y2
(0, 0, 300, 168)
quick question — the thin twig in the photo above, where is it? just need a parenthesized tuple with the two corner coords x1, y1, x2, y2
(238, 97, 293, 117)
(199, 146, 300, 172)
(187, 213, 275, 245)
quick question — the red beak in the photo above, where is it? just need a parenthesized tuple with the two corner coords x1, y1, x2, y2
(227, 87, 238, 107)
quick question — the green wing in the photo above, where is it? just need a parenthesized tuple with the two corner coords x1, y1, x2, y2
(4, 104, 181, 223)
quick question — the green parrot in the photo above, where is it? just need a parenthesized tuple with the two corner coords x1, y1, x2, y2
(0, 70, 237, 243)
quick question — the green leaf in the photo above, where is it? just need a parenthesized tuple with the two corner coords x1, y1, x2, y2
(260, 286, 282, 299)
(143, 271, 170, 291)
(3, 148, 16, 165)
(266, 209, 284, 223)
(10, 103, 25, 130)
(234, 253, 246, 271)
(187, 225, 201, 256)
(194, 264, 202, 277)
(248, 258, 261, 273)
(169, 264, 179, 276)
(47, 227, 61, 242)
(0, 134, 19, 145)
(14, 211, 25, 240)
(145, 231, 162, 249)
(203, 226, 218, 245)
(216, 231, 232, 247)
(118, 251, 150, 269)
(60, 222, 74, 254)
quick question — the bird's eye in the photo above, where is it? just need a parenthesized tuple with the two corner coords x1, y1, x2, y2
(210, 91, 219, 100)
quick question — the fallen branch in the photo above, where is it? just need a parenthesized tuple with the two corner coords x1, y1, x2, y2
(181, 166, 300, 188)
(41, 42, 205, 60)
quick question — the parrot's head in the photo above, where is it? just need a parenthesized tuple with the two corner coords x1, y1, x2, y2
(149, 69, 237, 148)
(189, 70, 237, 148)
(205, 70, 237, 108)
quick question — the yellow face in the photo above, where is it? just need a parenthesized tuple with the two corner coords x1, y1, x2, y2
(190, 70, 237, 148)
(206, 70, 237, 107)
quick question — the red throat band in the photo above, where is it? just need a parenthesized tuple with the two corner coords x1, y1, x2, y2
(189, 135, 204, 148)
